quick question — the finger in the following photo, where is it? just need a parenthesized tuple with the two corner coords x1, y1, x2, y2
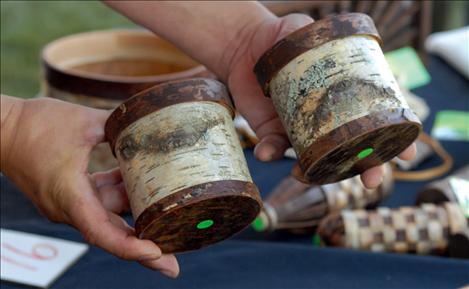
(229, 70, 290, 161)
(139, 254, 180, 278)
(97, 182, 129, 214)
(274, 14, 314, 41)
(91, 167, 123, 188)
(229, 15, 313, 162)
(66, 178, 162, 262)
(360, 165, 384, 189)
(107, 209, 180, 277)
(254, 134, 290, 161)
(82, 108, 112, 146)
(397, 143, 416, 161)
(108, 212, 135, 234)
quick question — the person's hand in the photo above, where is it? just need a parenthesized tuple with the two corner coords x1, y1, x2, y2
(0, 96, 179, 278)
(224, 14, 417, 188)
(105, 0, 416, 188)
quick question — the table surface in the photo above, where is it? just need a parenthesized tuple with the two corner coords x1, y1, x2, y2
(1, 56, 469, 289)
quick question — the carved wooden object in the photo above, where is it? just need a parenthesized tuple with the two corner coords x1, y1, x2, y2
(254, 164, 393, 233)
(317, 203, 469, 257)
(254, 13, 421, 184)
(41, 29, 212, 172)
(417, 165, 469, 214)
(105, 78, 261, 253)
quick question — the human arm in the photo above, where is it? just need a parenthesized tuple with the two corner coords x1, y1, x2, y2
(104, 1, 416, 187)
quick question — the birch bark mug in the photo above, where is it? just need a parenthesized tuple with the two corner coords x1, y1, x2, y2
(254, 13, 422, 184)
(105, 78, 261, 253)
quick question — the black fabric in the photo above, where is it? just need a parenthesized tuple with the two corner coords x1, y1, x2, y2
(1, 56, 468, 289)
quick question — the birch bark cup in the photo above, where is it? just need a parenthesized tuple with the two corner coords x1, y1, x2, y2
(105, 78, 261, 253)
(41, 29, 213, 172)
(317, 203, 469, 257)
(254, 13, 422, 184)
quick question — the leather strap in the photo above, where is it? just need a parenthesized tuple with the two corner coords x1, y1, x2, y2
(392, 132, 453, 181)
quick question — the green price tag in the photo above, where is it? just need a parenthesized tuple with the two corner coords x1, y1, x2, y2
(432, 110, 469, 141)
(384, 47, 431, 90)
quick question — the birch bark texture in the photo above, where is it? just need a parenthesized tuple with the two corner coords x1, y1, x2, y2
(105, 78, 261, 253)
(254, 13, 421, 184)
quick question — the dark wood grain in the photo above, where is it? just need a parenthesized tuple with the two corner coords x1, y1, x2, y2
(299, 108, 421, 184)
(135, 180, 261, 253)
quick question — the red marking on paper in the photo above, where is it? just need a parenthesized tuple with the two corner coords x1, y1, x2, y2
(1, 255, 37, 271)
(2, 242, 58, 260)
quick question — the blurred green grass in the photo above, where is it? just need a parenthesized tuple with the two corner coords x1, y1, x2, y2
(1, 1, 137, 98)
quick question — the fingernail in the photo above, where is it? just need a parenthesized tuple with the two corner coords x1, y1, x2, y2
(253, 144, 264, 161)
(255, 142, 276, 162)
(160, 269, 178, 278)
(264, 152, 274, 162)
(138, 252, 161, 262)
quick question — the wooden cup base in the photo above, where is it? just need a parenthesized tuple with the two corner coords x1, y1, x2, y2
(134, 180, 260, 253)
(300, 108, 421, 184)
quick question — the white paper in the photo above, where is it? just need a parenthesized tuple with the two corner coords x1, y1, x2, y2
(1, 229, 88, 288)
(450, 177, 469, 218)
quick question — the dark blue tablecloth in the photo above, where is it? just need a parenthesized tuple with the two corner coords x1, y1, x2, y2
(1, 56, 468, 289)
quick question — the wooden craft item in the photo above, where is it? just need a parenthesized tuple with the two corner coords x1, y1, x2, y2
(417, 165, 469, 216)
(317, 203, 469, 258)
(254, 13, 421, 184)
(41, 29, 212, 172)
(105, 78, 261, 253)
(254, 164, 393, 233)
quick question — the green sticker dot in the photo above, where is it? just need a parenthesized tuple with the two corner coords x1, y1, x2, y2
(357, 147, 374, 159)
(312, 234, 321, 246)
(252, 217, 266, 232)
(196, 219, 214, 230)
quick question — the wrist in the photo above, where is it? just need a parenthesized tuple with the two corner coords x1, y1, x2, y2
(0, 95, 25, 172)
